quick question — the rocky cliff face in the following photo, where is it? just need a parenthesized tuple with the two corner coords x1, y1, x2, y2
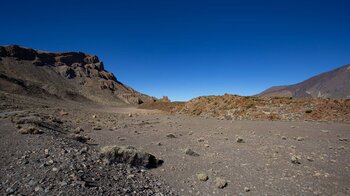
(0, 45, 156, 105)
(257, 64, 350, 99)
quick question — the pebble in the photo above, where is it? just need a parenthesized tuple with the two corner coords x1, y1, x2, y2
(214, 178, 227, 189)
(296, 137, 304, 141)
(185, 148, 199, 156)
(197, 173, 209, 181)
(34, 186, 43, 192)
(291, 155, 301, 164)
(166, 134, 176, 138)
(236, 137, 244, 143)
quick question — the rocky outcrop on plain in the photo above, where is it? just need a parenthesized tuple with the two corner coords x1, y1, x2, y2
(172, 94, 350, 122)
(0, 45, 156, 105)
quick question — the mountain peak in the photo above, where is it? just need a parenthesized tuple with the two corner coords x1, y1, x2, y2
(257, 64, 350, 99)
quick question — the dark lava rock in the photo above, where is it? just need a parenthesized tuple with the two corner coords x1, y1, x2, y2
(100, 145, 163, 169)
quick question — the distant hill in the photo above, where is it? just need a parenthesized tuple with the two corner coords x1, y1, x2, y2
(0, 45, 156, 105)
(257, 64, 350, 99)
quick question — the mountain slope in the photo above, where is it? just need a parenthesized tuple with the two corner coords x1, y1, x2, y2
(257, 64, 350, 99)
(0, 45, 155, 105)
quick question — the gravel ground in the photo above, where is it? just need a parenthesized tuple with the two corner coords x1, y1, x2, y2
(0, 93, 176, 195)
(1, 92, 350, 195)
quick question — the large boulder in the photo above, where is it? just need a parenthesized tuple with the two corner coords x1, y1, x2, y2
(100, 145, 163, 169)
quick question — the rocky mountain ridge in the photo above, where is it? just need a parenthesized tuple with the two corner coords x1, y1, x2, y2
(0, 45, 155, 105)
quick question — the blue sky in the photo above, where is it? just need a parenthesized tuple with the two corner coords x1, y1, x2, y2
(1, 0, 350, 101)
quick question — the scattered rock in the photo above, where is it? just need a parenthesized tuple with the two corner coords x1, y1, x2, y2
(166, 134, 176, 138)
(307, 156, 314, 162)
(214, 178, 227, 189)
(72, 134, 89, 143)
(34, 186, 43, 192)
(184, 148, 199, 156)
(291, 155, 301, 164)
(197, 173, 209, 181)
(59, 111, 68, 116)
(197, 138, 205, 142)
(19, 126, 43, 134)
(74, 127, 84, 134)
(236, 137, 244, 143)
(339, 138, 348, 142)
(296, 137, 304, 141)
(100, 145, 163, 168)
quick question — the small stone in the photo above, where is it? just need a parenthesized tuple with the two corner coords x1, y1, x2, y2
(185, 148, 199, 156)
(52, 167, 58, 172)
(166, 134, 176, 138)
(59, 111, 68, 116)
(197, 138, 205, 142)
(307, 156, 314, 162)
(44, 149, 49, 155)
(72, 134, 89, 143)
(59, 181, 68, 186)
(93, 127, 102, 130)
(236, 137, 244, 143)
(296, 137, 304, 141)
(92, 114, 97, 118)
(156, 142, 162, 146)
(19, 126, 43, 134)
(74, 127, 84, 134)
(80, 146, 88, 153)
(244, 187, 251, 192)
(339, 138, 348, 141)
(291, 155, 301, 164)
(204, 144, 210, 148)
(128, 113, 133, 117)
(214, 178, 227, 189)
(28, 180, 36, 186)
(281, 136, 287, 140)
(197, 173, 209, 181)
(34, 186, 43, 192)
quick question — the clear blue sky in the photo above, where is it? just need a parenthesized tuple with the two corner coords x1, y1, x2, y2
(1, 0, 349, 101)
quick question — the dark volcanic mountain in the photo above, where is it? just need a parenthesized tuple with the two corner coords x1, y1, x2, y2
(0, 45, 155, 105)
(257, 64, 350, 99)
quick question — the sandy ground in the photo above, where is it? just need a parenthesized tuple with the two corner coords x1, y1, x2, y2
(1, 93, 349, 195)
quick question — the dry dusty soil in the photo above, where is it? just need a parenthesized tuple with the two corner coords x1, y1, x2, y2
(1, 92, 350, 195)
